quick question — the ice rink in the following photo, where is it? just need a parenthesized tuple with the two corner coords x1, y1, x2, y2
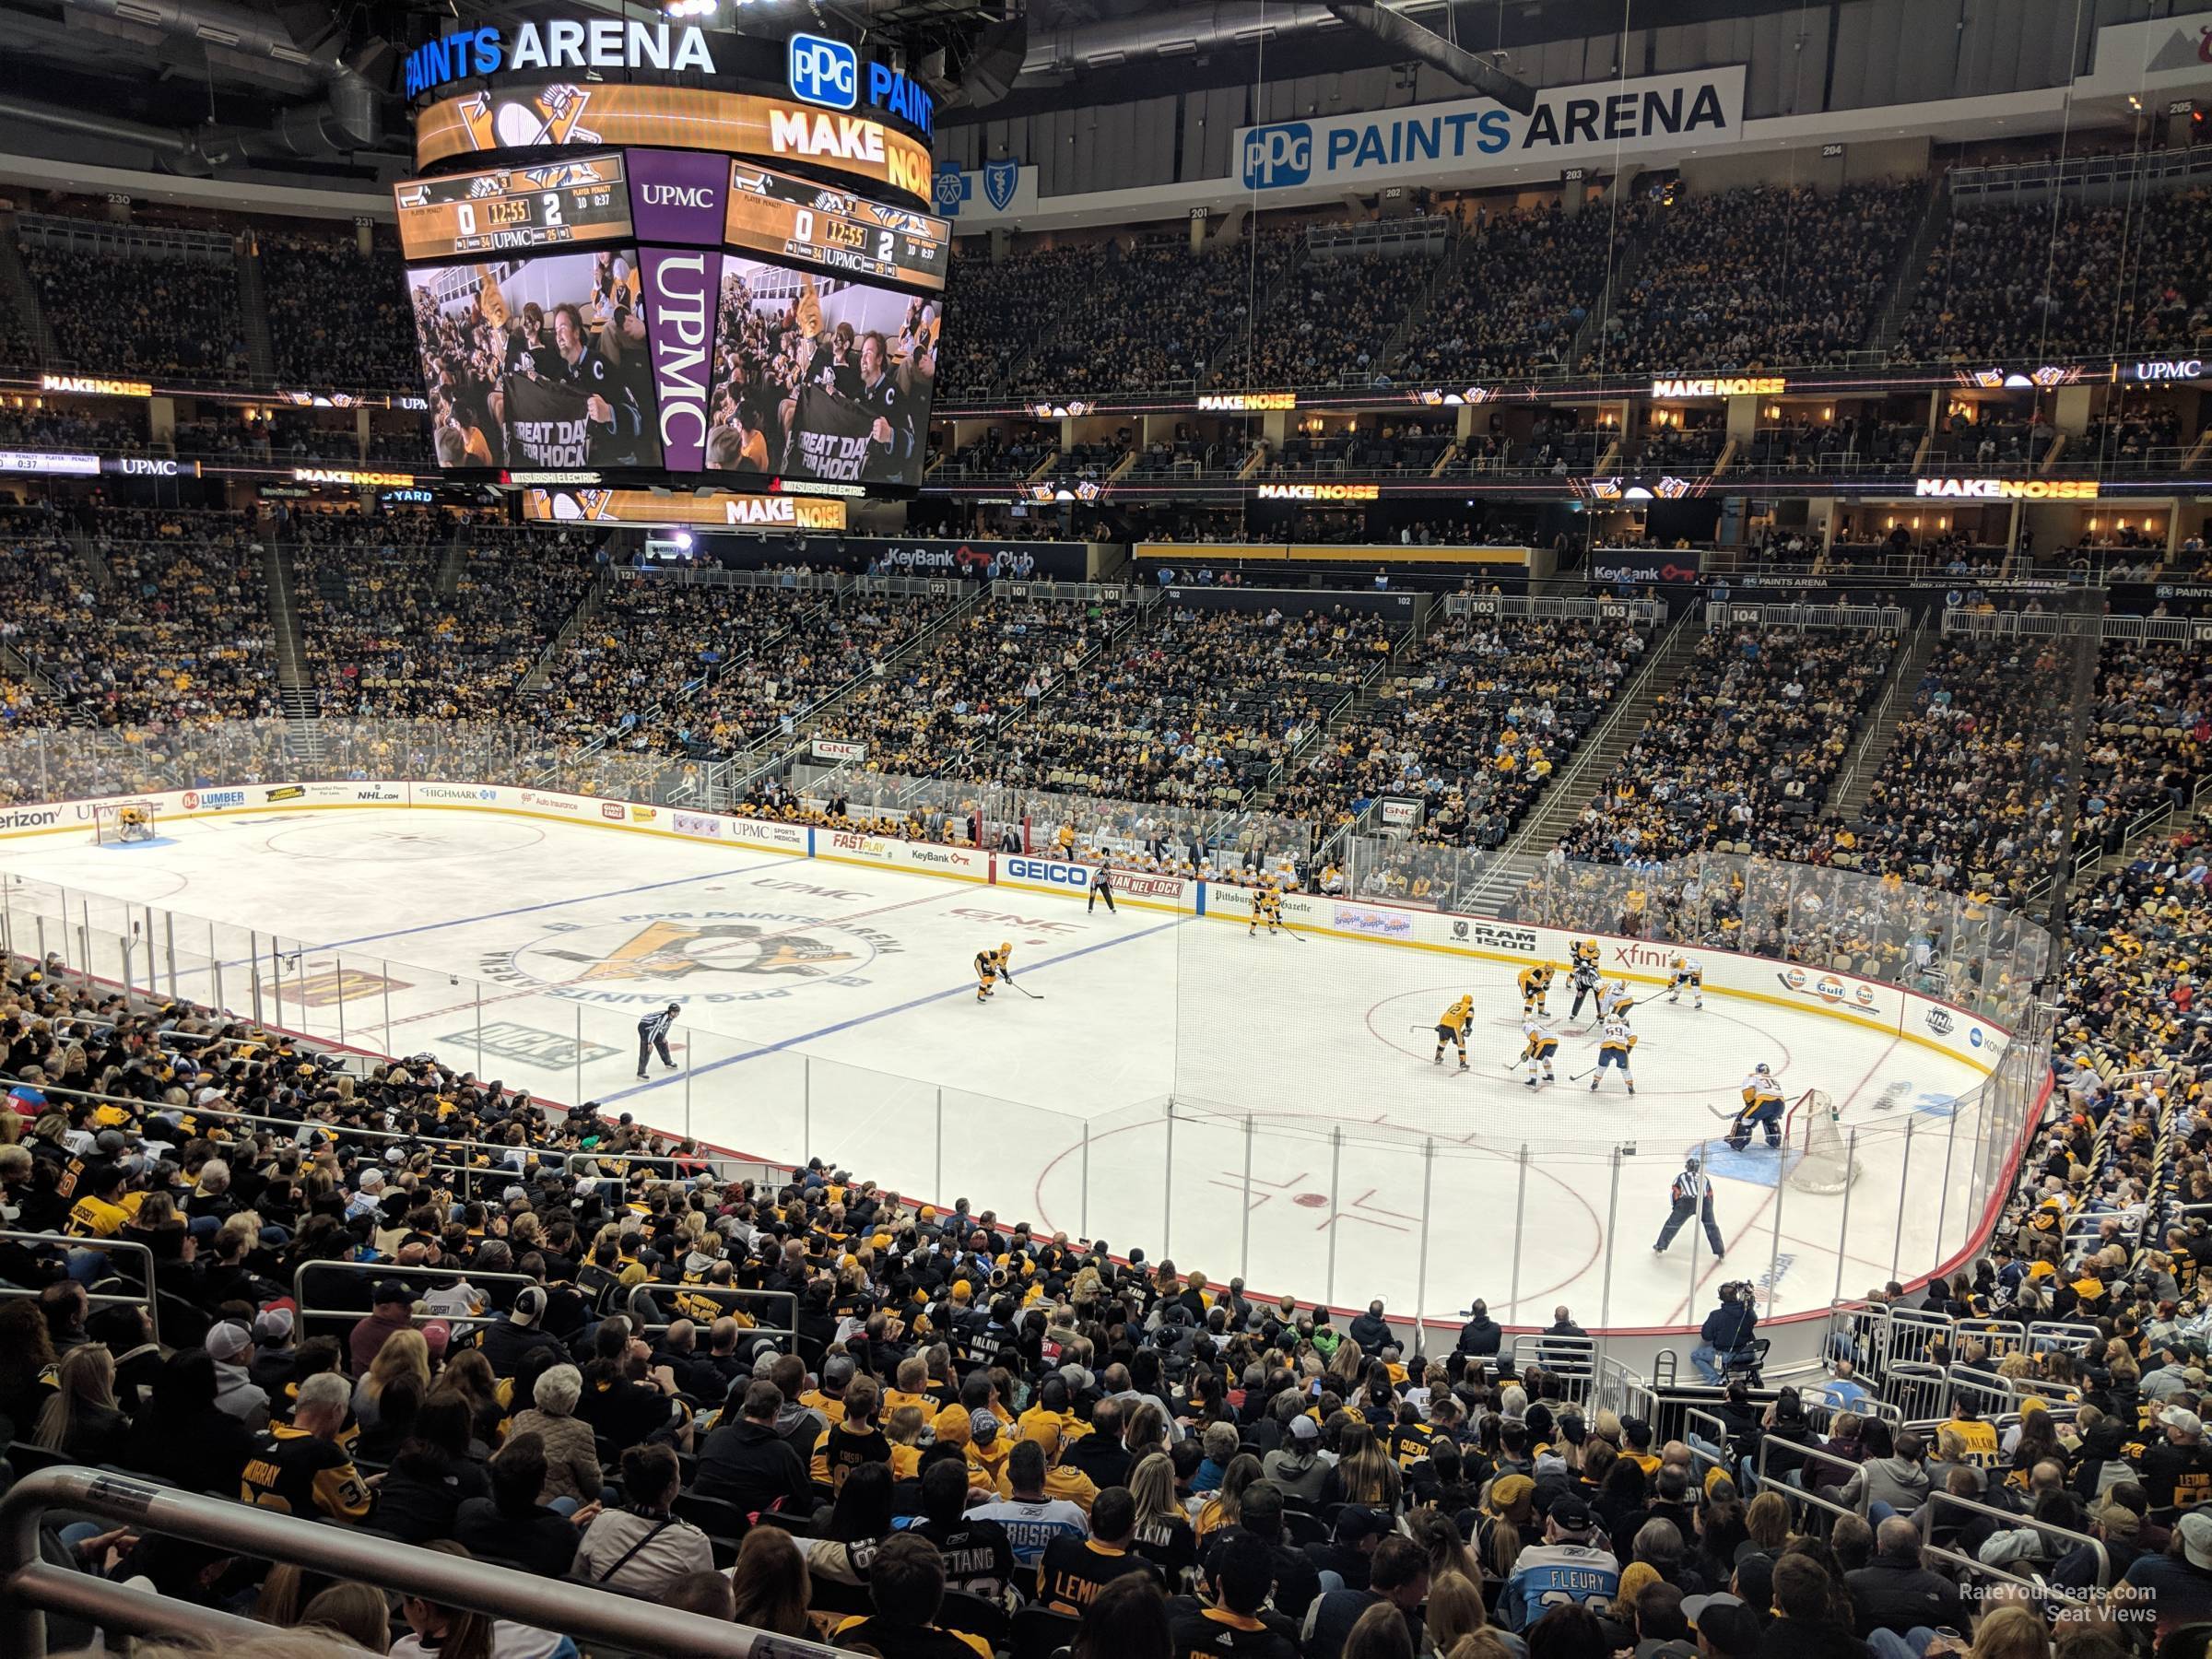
(0, 806, 2006, 1335)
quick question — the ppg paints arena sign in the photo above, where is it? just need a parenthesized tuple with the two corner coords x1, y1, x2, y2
(404, 19, 716, 100)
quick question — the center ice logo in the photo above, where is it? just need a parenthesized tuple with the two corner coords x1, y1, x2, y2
(480, 910, 900, 1006)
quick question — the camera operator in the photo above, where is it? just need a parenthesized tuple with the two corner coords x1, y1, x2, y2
(1692, 1281, 1759, 1386)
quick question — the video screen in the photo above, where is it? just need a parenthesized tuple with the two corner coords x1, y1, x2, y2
(706, 255, 938, 488)
(408, 246, 664, 470)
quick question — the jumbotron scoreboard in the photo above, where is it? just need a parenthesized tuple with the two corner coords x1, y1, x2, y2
(394, 12, 946, 503)
(394, 154, 633, 259)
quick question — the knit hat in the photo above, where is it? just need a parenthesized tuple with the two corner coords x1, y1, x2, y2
(934, 1404, 972, 1446)
(1488, 1473, 1535, 1511)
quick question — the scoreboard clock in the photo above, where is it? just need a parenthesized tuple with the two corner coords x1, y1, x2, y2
(394, 154, 632, 261)
(724, 162, 948, 291)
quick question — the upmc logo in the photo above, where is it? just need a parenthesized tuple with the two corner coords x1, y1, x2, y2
(1006, 857, 1088, 888)
(1241, 123, 1312, 188)
(640, 182, 715, 209)
(788, 33, 857, 111)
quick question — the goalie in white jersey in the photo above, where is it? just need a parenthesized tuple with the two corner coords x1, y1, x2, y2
(1590, 1007, 1637, 1095)
(1667, 953, 1704, 1008)
(1726, 1064, 1786, 1149)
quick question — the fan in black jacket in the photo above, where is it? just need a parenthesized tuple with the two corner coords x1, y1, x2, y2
(454, 1432, 584, 1576)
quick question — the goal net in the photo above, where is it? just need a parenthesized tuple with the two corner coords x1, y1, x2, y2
(1784, 1088, 1863, 1194)
(91, 801, 158, 845)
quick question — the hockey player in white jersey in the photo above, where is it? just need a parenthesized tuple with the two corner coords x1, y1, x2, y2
(1595, 978, 1632, 1020)
(1518, 1017, 1561, 1089)
(1667, 953, 1704, 1008)
(1590, 1008, 1637, 1095)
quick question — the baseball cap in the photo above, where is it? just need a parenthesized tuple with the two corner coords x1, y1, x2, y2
(1288, 1414, 1320, 1443)
(2183, 1512, 2212, 1571)
(371, 1281, 416, 1307)
(823, 1354, 856, 1386)
(1488, 1473, 1535, 1511)
(252, 1308, 295, 1344)
(1333, 1506, 1391, 1544)
(510, 1287, 547, 1328)
(1689, 1599, 1759, 1658)
(1547, 1495, 1595, 1535)
(969, 1409, 1001, 1444)
(205, 1322, 253, 1362)
(2166, 1406, 2204, 1437)
(1731, 1554, 1775, 1611)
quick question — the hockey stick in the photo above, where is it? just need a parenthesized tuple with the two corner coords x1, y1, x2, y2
(1004, 977, 1044, 1001)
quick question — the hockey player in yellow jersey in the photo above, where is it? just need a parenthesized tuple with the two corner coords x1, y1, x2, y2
(1433, 995, 1474, 1070)
(974, 941, 1013, 1003)
(1249, 879, 1286, 937)
(1668, 954, 1704, 1008)
(1516, 962, 1555, 1017)
(1519, 1017, 1560, 1088)
(1571, 937, 1601, 971)
(1591, 1008, 1637, 1095)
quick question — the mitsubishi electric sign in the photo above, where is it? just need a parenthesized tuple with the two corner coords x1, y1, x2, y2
(1238, 65, 1747, 191)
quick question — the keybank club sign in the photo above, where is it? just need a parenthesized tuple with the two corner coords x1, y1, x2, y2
(1238, 65, 1747, 191)
(404, 19, 716, 100)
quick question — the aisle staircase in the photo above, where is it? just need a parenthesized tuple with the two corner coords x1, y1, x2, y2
(261, 542, 324, 764)
(237, 241, 277, 384)
(1865, 176, 1948, 357)
(1828, 619, 1937, 823)
(520, 567, 610, 694)
(1487, 613, 1703, 864)
(0, 213, 52, 368)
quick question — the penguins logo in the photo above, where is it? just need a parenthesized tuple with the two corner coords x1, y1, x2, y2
(542, 918, 854, 982)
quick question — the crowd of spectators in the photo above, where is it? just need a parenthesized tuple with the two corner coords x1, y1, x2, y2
(811, 595, 1115, 775)
(259, 232, 419, 394)
(0, 508, 276, 728)
(1218, 250, 1436, 390)
(1598, 182, 1919, 372)
(1558, 625, 1898, 865)
(963, 603, 1400, 809)
(1895, 194, 2212, 363)
(1275, 615, 1648, 852)
(291, 519, 595, 721)
(21, 240, 249, 380)
(936, 243, 1100, 400)
(1398, 203, 1633, 383)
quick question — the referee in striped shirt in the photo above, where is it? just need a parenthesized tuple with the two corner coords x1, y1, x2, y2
(636, 1003, 679, 1080)
(1653, 1155, 1725, 1258)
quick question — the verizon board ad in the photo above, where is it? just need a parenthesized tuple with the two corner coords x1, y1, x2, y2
(411, 248, 663, 470)
(708, 255, 936, 486)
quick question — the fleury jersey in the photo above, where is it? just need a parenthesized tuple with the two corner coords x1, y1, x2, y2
(1496, 1543, 1622, 1633)
(1598, 1018, 1637, 1054)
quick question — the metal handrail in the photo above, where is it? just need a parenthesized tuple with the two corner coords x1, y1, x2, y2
(0, 1231, 160, 1347)
(1754, 1434, 1867, 1522)
(1921, 1487, 2106, 1605)
(291, 1259, 542, 1330)
(0, 1465, 845, 1659)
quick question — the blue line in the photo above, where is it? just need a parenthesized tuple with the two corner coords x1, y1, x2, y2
(307, 856, 798, 952)
(596, 913, 1191, 1105)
